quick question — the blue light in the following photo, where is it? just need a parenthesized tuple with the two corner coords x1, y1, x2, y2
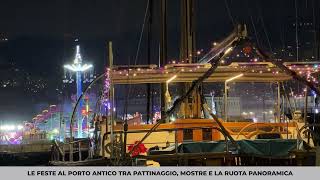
(311, 90, 317, 97)
(63, 45, 93, 138)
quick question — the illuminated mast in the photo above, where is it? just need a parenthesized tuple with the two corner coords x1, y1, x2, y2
(64, 45, 93, 138)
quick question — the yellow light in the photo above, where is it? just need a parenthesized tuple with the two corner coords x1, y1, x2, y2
(86, 104, 89, 113)
(166, 75, 177, 84)
(52, 129, 59, 134)
(225, 47, 233, 54)
(226, 73, 244, 83)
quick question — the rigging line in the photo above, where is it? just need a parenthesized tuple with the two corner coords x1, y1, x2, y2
(250, 15, 261, 49)
(129, 54, 230, 155)
(246, 0, 262, 49)
(318, 5, 320, 61)
(123, 58, 131, 120)
(294, 0, 301, 95)
(224, 0, 235, 27)
(256, 1, 273, 53)
(295, 0, 299, 61)
(279, 23, 286, 58)
(128, 35, 245, 155)
(123, 0, 150, 121)
(274, 3, 285, 58)
(312, 0, 317, 59)
(318, 0, 320, 61)
(134, 0, 150, 66)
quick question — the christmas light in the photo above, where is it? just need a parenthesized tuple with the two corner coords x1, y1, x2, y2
(63, 45, 93, 138)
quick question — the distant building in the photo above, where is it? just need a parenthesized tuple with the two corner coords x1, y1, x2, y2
(205, 96, 241, 119)
(290, 96, 319, 113)
(116, 95, 160, 121)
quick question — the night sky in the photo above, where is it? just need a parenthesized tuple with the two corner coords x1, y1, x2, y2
(0, 0, 319, 122)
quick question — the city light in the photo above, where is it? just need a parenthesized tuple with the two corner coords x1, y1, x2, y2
(253, 117, 258, 122)
(170, 116, 176, 122)
(63, 64, 93, 72)
(0, 125, 24, 131)
(63, 45, 93, 73)
(52, 129, 59, 134)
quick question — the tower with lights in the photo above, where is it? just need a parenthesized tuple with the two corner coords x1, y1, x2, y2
(63, 45, 93, 138)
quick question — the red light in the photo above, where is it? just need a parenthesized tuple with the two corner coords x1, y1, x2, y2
(81, 109, 88, 116)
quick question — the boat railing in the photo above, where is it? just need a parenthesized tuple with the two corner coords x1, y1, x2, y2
(234, 122, 296, 140)
(51, 138, 91, 162)
(22, 132, 47, 142)
(103, 125, 233, 159)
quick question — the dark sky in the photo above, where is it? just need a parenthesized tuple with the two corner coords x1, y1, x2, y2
(0, 0, 319, 122)
(1, 0, 318, 66)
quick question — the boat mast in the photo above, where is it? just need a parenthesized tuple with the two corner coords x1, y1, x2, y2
(108, 41, 115, 158)
(160, 0, 168, 122)
(146, 0, 153, 124)
(179, 0, 201, 118)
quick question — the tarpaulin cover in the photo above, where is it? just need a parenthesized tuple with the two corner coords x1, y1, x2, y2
(176, 139, 298, 157)
(178, 141, 226, 153)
